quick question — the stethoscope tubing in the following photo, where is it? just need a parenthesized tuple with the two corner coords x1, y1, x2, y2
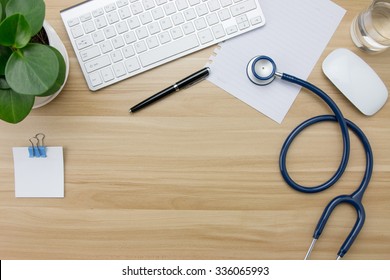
(278, 73, 373, 258)
(279, 73, 351, 193)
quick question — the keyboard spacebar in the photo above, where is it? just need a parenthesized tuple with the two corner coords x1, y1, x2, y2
(139, 35, 200, 67)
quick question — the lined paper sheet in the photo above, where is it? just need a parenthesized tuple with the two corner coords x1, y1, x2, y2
(13, 147, 64, 198)
(206, 0, 346, 123)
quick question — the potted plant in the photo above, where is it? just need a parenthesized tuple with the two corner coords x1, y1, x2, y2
(0, 0, 68, 124)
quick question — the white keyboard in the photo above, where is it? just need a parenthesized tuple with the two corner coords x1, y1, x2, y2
(61, 0, 265, 91)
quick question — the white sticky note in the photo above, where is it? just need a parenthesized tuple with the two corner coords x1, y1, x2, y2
(12, 147, 64, 198)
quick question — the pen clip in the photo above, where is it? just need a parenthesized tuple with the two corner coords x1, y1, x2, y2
(176, 67, 210, 90)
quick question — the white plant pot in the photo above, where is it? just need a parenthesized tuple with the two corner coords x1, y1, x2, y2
(33, 20, 70, 109)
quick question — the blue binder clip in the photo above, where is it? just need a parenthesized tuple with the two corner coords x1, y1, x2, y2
(28, 133, 47, 158)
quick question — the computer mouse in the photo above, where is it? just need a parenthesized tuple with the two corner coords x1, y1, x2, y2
(322, 48, 388, 116)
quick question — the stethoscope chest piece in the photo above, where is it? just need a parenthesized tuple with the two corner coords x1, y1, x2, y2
(247, 55, 278, 86)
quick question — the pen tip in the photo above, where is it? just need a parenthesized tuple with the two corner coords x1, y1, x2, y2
(129, 109, 133, 114)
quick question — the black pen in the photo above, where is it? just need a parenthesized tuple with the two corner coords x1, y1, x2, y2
(129, 67, 210, 113)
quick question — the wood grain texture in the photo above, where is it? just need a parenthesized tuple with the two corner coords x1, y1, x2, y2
(1, 0, 389, 260)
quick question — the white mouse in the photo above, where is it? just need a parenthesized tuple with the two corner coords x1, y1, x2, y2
(322, 48, 388, 116)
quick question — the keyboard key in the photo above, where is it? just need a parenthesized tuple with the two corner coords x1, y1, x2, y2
(184, 8, 196, 20)
(189, 0, 200, 6)
(164, 2, 177, 15)
(83, 21, 96, 34)
(122, 45, 135, 58)
(175, 0, 189, 11)
(130, 2, 144, 15)
(115, 22, 129, 34)
(140, 11, 153, 24)
(148, 22, 161, 35)
(218, 8, 231, 21)
(118, 7, 132, 19)
(226, 25, 238, 34)
(194, 18, 207, 30)
(107, 11, 120, 24)
(124, 31, 137, 44)
(92, 8, 104, 17)
(230, 0, 257, 17)
(182, 22, 195, 35)
(105, 3, 116, 12)
(171, 26, 183, 39)
(156, 0, 167, 5)
(100, 41, 113, 53)
(92, 30, 105, 43)
(101, 67, 115, 82)
(196, 3, 208, 16)
(71, 25, 84, 38)
(134, 41, 147, 53)
(142, 0, 156, 10)
(85, 55, 111, 73)
(135, 26, 148, 39)
(146, 36, 159, 48)
(208, 0, 221, 12)
(68, 18, 79, 27)
(172, 13, 185, 25)
(250, 16, 263, 26)
(198, 28, 214, 44)
(116, 0, 129, 7)
(206, 13, 219, 25)
(139, 34, 199, 67)
(111, 50, 123, 62)
(80, 45, 101, 61)
(95, 16, 108, 29)
(75, 35, 93, 50)
(124, 57, 141, 73)
(80, 13, 92, 22)
(238, 21, 249, 30)
(158, 31, 171, 44)
(103, 26, 117, 38)
(112, 62, 127, 77)
(128, 17, 141, 29)
(152, 7, 165, 20)
(235, 14, 248, 24)
(220, 0, 233, 7)
(160, 18, 173, 30)
(89, 71, 103, 87)
(112, 36, 125, 48)
(212, 24, 226, 39)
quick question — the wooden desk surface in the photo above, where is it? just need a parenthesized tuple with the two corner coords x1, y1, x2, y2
(1, 0, 389, 260)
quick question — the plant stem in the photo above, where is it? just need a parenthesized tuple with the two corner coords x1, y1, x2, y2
(13, 48, 23, 57)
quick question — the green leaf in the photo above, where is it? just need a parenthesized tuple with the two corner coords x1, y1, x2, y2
(0, 14, 31, 48)
(0, 45, 11, 75)
(6, 0, 45, 36)
(0, 0, 8, 22)
(0, 78, 34, 123)
(0, 0, 9, 6)
(5, 43, 59, 96)
(39, 46, 66, 97)
(0, 75, 10, 89)
(0, 0, 7, 21)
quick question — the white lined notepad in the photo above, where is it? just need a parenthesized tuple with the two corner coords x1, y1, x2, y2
(206, 0, 346, 123)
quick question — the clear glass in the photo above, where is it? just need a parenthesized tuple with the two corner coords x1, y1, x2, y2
(350, 0, 390, 53)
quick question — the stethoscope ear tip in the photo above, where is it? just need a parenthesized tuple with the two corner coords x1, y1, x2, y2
(247, 55, 277, 86)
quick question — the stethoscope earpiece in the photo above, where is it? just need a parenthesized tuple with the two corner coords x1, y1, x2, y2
(246, 55, 278, 86)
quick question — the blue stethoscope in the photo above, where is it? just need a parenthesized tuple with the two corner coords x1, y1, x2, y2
(247, 56, 373, 260)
